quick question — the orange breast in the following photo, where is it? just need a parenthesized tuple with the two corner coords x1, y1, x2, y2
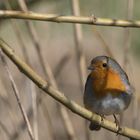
(105, 69, 126, 91)
(92, 69, 126, 98)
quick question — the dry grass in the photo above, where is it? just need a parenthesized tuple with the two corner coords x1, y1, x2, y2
(0, 1, 140, 140)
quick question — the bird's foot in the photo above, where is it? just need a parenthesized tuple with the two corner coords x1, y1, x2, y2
(100, 114, 105, 122)
(113, 114, 122, 135)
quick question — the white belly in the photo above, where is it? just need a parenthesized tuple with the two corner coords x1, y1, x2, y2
(92, 94, 125, 115)
(84, 93, 131, 115)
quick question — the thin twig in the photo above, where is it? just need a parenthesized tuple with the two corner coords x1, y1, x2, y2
(70, 0, 87, 91)
(0, 49, 35, 140)
(70, 0, 89, 140)
(10, 93, 54, 140)
(123, 0, 133, 70)
(1, 10, 140, 27)
(10, 107, 33, 140)
(1, 39, 140, 140)
(92, 27, 114, 58)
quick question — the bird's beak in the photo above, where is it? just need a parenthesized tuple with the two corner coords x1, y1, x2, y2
(87, 65, 94, 70)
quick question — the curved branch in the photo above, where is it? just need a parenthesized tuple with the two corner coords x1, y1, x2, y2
(0, 39, 140, 140)
(0, 10, 140, 28)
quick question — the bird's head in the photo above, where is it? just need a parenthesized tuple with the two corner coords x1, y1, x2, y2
(88, 56, 109, 79)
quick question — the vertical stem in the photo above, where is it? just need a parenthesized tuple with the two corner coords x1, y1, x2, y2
(70, 0, 89, 140)
(123, 0, 133, 70)
(92, 27, 114, 58)
(124, 1, 138, 129)
(120, 0, 134, 139)
(71, 0, 87, 90)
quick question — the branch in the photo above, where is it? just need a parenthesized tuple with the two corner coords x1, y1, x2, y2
(0, 10, 140, 28)
(0, 39, 140, 140)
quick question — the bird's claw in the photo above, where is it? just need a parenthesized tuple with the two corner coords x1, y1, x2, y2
(116, 127, 122, 135)
(100, 114, 105, 122)
(113, 114, 122, 135)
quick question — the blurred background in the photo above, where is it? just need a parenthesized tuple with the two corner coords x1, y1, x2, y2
(0, 0, 140, 140)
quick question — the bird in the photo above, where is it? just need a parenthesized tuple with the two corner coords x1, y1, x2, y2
(84, 56, 133, 131)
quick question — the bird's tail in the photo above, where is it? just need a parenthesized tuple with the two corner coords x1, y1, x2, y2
(89, 122, 101, 131)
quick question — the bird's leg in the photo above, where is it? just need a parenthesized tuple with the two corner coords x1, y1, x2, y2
(113, 114, 122, 135)
(100, 114, 105, 122)
(113, 114, 119, 127)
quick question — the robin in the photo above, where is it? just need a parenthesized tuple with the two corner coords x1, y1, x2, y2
(84, 56, 133, 131)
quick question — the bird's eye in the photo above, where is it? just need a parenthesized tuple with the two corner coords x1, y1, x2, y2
(102, 63, 107, 67)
